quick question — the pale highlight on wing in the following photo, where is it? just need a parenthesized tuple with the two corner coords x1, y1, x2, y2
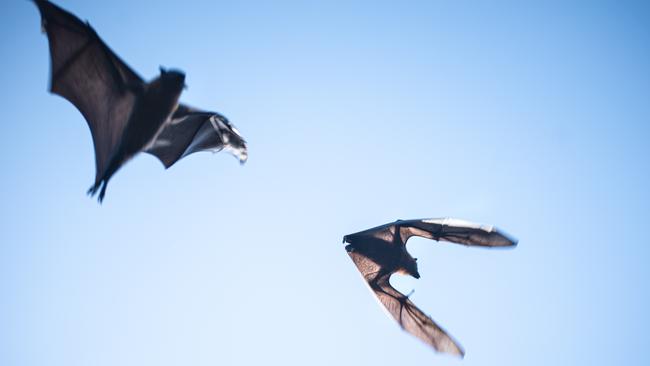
(424, 217, 495, 232)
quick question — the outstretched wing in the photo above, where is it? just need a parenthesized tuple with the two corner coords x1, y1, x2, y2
(35, 0, 143, 182)
(397, 218, 518, 247)
(346, 249, 465, 357)
(145, 104, 248, 168)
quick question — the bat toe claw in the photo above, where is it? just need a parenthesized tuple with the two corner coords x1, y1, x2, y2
(87, 184, 98, 196)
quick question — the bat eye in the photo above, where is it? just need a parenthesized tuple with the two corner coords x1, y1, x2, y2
(414, 257, 418, 261)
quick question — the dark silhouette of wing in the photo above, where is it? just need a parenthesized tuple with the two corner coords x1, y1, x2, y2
(34, 0, 144, 183)
(145, 104, 248, 168)
(396, 218, 518, 247)
(343, 222, 398, 245)
(346, 250, 465, 357)
(344, 218, 517, 248)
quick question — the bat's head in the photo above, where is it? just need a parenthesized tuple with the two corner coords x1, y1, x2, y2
(401, 256, 421, 279)
(159, 67, 186, 91)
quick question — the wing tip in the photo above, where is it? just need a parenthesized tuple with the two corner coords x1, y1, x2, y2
(494, 228, 519, 248)
(449, 344, 466, 358)
(433, 337, 466, 358)
(238, 151, 248, 165)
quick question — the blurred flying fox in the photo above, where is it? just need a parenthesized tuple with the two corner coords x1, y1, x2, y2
(344, 218, 517, 357)
(34, 0, 247, 202)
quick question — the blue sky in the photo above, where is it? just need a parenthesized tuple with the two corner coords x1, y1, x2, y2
(1, 0, 649, 365)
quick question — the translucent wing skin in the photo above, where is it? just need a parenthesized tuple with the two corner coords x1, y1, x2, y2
(145, 104, 248, 168)
(371, 278, 465, 357)
(397, 218, 518, 247)
(346, 245, 465, 357)
(34, 0, 144, 183)
(344, 224, 397, 245)
(346, 218, 517, 248)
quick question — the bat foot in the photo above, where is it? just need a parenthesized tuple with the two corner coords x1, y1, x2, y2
(87, 180, 107, 203)
(87, 183, 100, 196)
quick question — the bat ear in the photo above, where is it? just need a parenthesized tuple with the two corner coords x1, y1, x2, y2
(159, 66, 167, 75)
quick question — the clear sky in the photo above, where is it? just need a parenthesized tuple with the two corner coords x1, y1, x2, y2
(1, 0, 649, 365)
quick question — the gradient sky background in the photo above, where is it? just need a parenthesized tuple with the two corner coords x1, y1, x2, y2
(1, 0, 649, 365)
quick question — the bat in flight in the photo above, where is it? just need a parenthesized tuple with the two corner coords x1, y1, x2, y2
(343, 218, 517, 357)
(34, 0, 247, 202)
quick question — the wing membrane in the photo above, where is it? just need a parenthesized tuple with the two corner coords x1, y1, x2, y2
(374, 276, 465, 356)
(145, 104, 248, 168)
(35, 0, 143, 182)
(346, 249, 464, 356)
(399, 218, 517, 247)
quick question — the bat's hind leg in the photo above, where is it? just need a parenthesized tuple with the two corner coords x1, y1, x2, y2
(88, 155, 121, 203)
(97, 182, 108, 203)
